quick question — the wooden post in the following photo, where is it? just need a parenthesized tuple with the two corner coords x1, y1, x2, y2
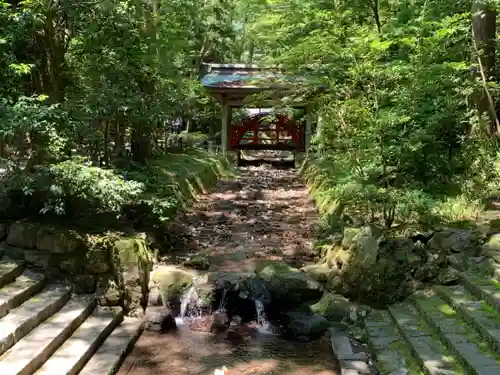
(221, 96, 229, 156)
(305, 104, 313, 155)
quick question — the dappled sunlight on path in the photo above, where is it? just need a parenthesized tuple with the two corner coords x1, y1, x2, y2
(162, 164, 319, 272)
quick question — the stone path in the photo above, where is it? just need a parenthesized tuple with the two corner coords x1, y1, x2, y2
(163, 164, 319, 272)
(364, 266, 500, 375)
(0, 251, 142, 374)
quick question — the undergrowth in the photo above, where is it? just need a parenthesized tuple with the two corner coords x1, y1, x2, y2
(301, 153, 499, 231)
(0, 148, 234, 230)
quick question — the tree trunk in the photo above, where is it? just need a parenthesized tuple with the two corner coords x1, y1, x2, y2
(471, 1, 499, 135)
(131, 127, 151, 164)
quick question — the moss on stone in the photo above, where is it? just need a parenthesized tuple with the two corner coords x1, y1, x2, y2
(150, 266, 195, 299)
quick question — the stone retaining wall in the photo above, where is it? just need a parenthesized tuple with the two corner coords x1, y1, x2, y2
(0, 220, 153, 316)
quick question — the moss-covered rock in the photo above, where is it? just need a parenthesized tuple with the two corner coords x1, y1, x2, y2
(36, 226, 84, 254)
(427, 228, 482, 256)
(84, 248, 110, 274)
(183, 255, 210, 271)
(284, 310, 330, 342)
(6, 221, 40, 249)
(301, 263, 330, 284)
(482, 234, 500, 257)
(326, 226, 418, 306)
(255, 260, 322, 306)
(97, 277, 122, 306)
(309, 292, 369, 323)
(150, 266, 195, 302)
(112, 236, 154, 313)
(341, 227, 361, 249)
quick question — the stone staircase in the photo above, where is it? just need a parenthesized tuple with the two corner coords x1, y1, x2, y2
(0, 255, 143, 374)
(364, 269, 500, 375)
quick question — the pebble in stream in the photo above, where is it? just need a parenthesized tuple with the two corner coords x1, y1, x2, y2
(119, 164, 340, 375)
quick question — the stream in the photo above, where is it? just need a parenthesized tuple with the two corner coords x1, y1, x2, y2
(118, 164, 340, 375)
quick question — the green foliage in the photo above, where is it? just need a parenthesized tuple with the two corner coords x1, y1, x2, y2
(121, 149, 234, 225)
(0, 149, 233, 231)
(249, 0, 500, 229)
(1, 158, 144, 218)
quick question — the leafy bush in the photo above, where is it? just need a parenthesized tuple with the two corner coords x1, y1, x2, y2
(303, 154, 491, 229)
(0, 158, 144, 218)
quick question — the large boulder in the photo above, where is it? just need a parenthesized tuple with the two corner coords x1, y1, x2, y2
(427, 229, 482, 256)
(84, 247, 110, 274)
(112, 236, 154, 314)
(284, 310, 330, 342)
(36, 226, 84, 254)
(150, 266, 195, 303)
(309, 292, 369, 323)
(326, 226, 419, 306)
(6, 221, 39, 249)
(144, 306, 177, 333)
(482, 234, 500, 261)
(301, 263, 330, 284)
(255, 261, 322, 306)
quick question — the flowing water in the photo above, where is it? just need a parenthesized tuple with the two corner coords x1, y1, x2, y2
(255, 300, 271, 334)
(118, 327, 340, 375)
(176, 286, 202, 326)
(119, 165, 340, 375)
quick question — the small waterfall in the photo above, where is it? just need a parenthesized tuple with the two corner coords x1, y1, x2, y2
(218, 287, 229, 311)
(254, 300, 271, 334)
(176, 286, 202, 325)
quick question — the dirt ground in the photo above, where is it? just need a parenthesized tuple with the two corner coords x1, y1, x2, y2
(118, 164, 339, 375)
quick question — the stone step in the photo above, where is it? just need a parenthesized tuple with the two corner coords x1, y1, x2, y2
(460, 272, 500, 314)
(79, 317, 143, 375)
(35, 306, 124, 375)
(0, 294, 96, 374)
(0, 257, 25, 289)
(0, 284, 72, 356)
(389, 302, 466, 375)
(435, 284, 500, 353)
(413, 290, 500, 375)
(364, 309, 420, 375)
(0, 270, 46, 319)
(0, 243, 28, 262)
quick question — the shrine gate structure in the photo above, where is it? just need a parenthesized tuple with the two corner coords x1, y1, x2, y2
(200, 64, 321, 160)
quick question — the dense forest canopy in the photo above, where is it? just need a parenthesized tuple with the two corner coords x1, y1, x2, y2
(1, 0, 500, 229)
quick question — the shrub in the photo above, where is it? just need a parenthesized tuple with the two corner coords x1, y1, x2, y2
(0, 158, 144, 218)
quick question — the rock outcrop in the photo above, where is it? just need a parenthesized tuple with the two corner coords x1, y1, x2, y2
(315, 225, 484, 306)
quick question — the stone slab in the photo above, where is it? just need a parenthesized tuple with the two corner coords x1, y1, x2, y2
(460, 273, 500, 314)
(435, 284, 500, 352)
(0, 257, 24, 289)
(0, 270, 45, 318)
(339, 359, 370, 374)
(330, 327, 367, 361)
(389, 302, 465, 375)
(413, 293, 500, 374)
(0, 294, 96, 374)
(79, 317, 143, 375)
(365, 309, 414, 375)
(35, 306, 124, 375)
(0, 284, 72, 356)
